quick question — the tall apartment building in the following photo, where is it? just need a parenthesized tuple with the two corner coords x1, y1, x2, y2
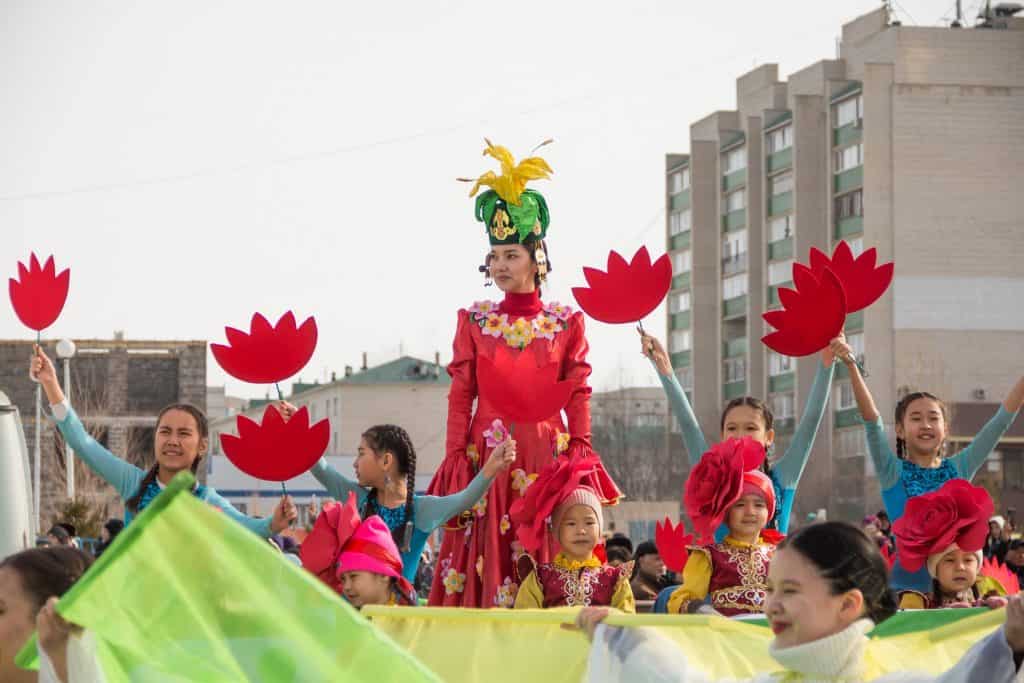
(664, 6, 1024, 524)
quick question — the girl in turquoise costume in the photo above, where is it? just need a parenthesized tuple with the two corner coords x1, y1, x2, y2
(31, 346, 297, 536)
(640, 331, 837, 538)
(831, 336, 1024, 591)
(279, 401, 516, 584)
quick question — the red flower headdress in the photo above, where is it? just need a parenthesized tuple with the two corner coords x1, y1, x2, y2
(509, 453, 599, 554)
(683, 437, 769, 540)
(891, 479, 993, 573)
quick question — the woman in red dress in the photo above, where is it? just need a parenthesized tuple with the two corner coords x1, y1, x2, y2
(427, 141, 622, 607)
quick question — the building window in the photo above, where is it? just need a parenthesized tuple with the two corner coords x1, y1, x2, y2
(769, 215, 794, 242)
(211, 431, 220, 455)
(835, 382, 856, 410)
(332, 431, 338, 454)
(721, 230, 747, 263)
(672, 250, 692, 274)
(768, 259, 794, 286)
(833, 94, 863, 128)
(670, 209, 692, 235)
(834, 190, 863, 219)
(846, 332, 865, 362)
(670, 291, 691, 313)
(835, 427, 867, 458)
(722, 146, 747, 173)
(768, 352, 793, 376)
(725, 188, 746, 213)
(310, 402, 317, 420)
(670, 330, 692, 353)
(833, 143, 863, 173)
(333, 397, 339, 415)
(722, 274, 748, 300)
(724, 357, 747, 383)
(670, 168, 691, 193)
(770, 392, 795, 419)
(766, 124, 793, 154)
(769, 170, 793, 197)
(676, 367, 693, 390)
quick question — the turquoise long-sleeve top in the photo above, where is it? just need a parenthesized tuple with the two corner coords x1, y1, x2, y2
(657, 360, 835, 539)
(865, 406, 1019, 522)
(309, 459, 492, 583)
(50, 401, 273, 537)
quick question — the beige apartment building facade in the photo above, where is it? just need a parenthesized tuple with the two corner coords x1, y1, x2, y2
(665, 7, 1024, 524)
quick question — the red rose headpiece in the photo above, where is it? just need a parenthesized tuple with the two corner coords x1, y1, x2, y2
(509, 453, 598, 553)
(683, 437, 767, 539)
(891, 479, 994, 574)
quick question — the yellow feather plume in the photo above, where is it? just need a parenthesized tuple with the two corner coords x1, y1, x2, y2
(461, 138, 553, 206)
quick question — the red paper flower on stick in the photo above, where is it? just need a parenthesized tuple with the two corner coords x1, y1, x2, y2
(572, 247, 672, 324)
(476, 350, 575, 424)
(211, 311, 317, 384)
(655, 517, 693, 574)
(762, 265, 846, 357)
(808, 241, 893, 313)
(220, 405, 329, 482)
(9, 253, 70, 331)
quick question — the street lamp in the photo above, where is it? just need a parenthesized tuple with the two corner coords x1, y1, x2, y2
(56, 339, 77, 499)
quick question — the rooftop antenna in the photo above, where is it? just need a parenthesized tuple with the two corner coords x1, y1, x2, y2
(952, 0, 963, 26)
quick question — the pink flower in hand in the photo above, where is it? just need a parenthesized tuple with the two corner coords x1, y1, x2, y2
(484, 419, 509, 448)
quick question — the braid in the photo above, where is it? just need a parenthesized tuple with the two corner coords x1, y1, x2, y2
(126, 463, 159, 513)
(398, 429, 417, 553)
(362, 424, 418, 552)
(896, 437, 905, 460)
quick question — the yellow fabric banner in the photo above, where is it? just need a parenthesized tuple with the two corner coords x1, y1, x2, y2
(363, 606, 1004, 683)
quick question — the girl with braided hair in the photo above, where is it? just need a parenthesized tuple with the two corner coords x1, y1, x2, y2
(831, 337, 1024, 592)
(31, 346, 297, 537)
(278, 402, 515, 584)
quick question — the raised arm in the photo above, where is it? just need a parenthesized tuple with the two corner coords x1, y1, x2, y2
(203, 487, 275, 537)
(951, 403, 1021, 481)
(309, 458, 367, 505)
(771, 354, 835, 489)
(641, 332, 708, 465)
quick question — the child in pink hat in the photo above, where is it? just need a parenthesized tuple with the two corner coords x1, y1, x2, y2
(302, 492, 417, 608)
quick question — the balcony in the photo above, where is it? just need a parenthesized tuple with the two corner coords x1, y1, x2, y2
(722, 295, 747, 319)
(834, 167, 863, 193)
(671, 350, 691, 368)
(769, 372, 795, 393)
(671, 231, 691, 250)
(833, 123, 862, 148)
(766, 148, 792, 174)
(767, 282, 792, 307)
(722, 252, 748, 276)
(722, 170, 746, 193)
(767, 237, 793, 261)
(724, 380, 748, 400)
(835, 215, 863, 239)
(671, 311, 691, 329)
(722, 209, 746, 233)
(723, 337, 748, 358)
(767, 191, 793, 217)
(670, 190, 691, 211)
(672, 271, 691, 290)
(835, 407, 862, 429)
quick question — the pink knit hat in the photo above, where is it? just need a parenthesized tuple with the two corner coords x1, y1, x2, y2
(552, 486, 604, 532)
(337, 515, 404, 581)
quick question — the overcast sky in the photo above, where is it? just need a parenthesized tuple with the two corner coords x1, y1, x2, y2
(1, 0, 961, 398)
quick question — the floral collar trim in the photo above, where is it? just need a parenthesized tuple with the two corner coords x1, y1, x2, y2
(553, 552, 601, 572)
(468, 300, 574, 350)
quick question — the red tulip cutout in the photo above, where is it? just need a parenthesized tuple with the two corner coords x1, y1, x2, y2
(762, 265, 846, 356)
(655, 517, 693, 574)
(9, 253, 70, 331)
(220, 404, 329, 482)
(808, 241, 893, 313)
(572, 246, 672, 324)
(211, 311, 317, 384)
(476, 350, 575, 424)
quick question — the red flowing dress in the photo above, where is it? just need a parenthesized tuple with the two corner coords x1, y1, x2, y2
(426, 290, 622, 607)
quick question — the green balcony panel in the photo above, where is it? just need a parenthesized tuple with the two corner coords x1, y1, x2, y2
(766, 148, 792, 174)
(722, 295, 747, 319)
(672, 311, 691, 329)
(671, 190, 691, 211)
(671, 231, 691, 250)
(835, 407, 862, 429)
(834, 167, 863, 193)
(671, 350, 691, 368)
(846, 310, 864, 331)
(767, 238, 793, 261)
(672, 271, 691, 290)
(836, 363, 850, 380)
(775, 417, 796, 435)
(723, 337, 748, 358)
(833, 124, 863, 147)
(767, 191, 793, 217)
(722, 209, 746, 232)
(722, 170, 746, 192)
(768, 282, 792, 307)
(835, 215, 863, 239)
(769, 372, 795, 393)
(724, 380, 748, 400)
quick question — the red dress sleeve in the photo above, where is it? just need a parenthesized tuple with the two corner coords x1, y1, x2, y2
(561, 313, 623, 505)
(426, 310, 477, 500)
